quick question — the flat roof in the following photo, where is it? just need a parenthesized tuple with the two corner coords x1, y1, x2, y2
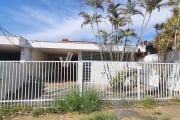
(0, 36, 146, 52)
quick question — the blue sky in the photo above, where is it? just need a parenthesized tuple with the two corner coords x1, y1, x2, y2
(0, 0, 172, 42)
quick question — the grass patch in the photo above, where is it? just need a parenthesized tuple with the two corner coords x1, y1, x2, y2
(153, 111, 162, 115)
(31, 107, 44, 117)
(162, 117, 171, 120)
(170, 98, 180, 103)
(81, 90, 102, 113)
(139, 98, 157, 109)
(45, 107, 58, 114)
(0, 89, 102, 117)
(0, 105, 32, 116)
(54, 89, 102, 113)
(86, 113, 116, 120)
(54, 90, 82, 112)
(119, 100, 136, 108)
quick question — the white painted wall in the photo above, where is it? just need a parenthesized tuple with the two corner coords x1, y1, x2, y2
(168, 64, 180, 92)
(90, 62, 139, 85)
(143, 54, 159, 62)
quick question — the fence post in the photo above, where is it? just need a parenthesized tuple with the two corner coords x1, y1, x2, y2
(78, 61, 83, 94)
(137, 68, 141, 100)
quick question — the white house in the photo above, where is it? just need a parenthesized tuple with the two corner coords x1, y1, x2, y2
(0, 35, 147, 100)
(1, 35, 179, 101)
(0, 36, 146, 61)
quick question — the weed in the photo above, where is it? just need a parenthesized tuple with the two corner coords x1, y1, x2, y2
(54, 89, 102, 113)
(0, 105, 26, 115)
(45, 107, 58, 113)
(139, 98, 157, 109)
(81, 90, 102, 113)
(21, 105, 32, 113)
(170, 98, 180, 103)
(88, 113, 116, 120)
(8, 105, 22, 114)
(0, 106, 5, 116)
(119, 100, 136, 108)
(54, 90, 81, 112)
(153, 111, 162, 115)
(31, 107, 44, 117)
(162, 117, 171, 120)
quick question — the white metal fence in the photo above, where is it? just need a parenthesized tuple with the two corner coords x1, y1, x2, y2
(0, 61, 180, 107)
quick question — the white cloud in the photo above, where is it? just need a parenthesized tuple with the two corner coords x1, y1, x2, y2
(24, 16, 95, 41)
(9, 3, 173, 42)
(131, 7, 172, 40)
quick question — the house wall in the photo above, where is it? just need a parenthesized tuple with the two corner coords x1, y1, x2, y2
(143, 54, 159, 62)
(90, 62, 139, 85)
(31, 49, 49, 61)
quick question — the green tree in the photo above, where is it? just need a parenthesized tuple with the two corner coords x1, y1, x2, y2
(153, 1, 180, 62)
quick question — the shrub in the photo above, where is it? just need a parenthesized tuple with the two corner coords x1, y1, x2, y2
(81, 90, 101, 113)
(139, 98, 157, 109)
(54, 90, 82, 112)
(54, 89, 102, 113)
(31, 107, 44, 117)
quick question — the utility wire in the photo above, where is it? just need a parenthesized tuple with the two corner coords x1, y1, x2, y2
(0, 24, 23, 48)
(0, 25, 16, 36)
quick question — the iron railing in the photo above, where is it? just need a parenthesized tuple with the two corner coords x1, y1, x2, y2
(0, 61, 180, 107)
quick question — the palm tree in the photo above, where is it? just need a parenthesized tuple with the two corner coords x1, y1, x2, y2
(106, 1, 128, 61)
(78, 11, 96, 36)
(80, 0, 106, 61)
(164, 0, 180, 7)
(127, 0, 165, 61)
(78, 12, 103, 38)
(83, 0, 105, 41)
(137, 0, 179, 45)
(154, 23, 165, 34)
(119, 28, 137, 61)
(120, 0, 143, 61)
(120, 0, 143, 26)
(83, 0, 105, 11)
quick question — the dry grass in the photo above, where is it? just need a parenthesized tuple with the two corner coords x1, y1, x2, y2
(3, 102, 180, 120)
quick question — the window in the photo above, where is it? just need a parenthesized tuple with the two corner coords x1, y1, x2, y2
(83, 62, 91, 82)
